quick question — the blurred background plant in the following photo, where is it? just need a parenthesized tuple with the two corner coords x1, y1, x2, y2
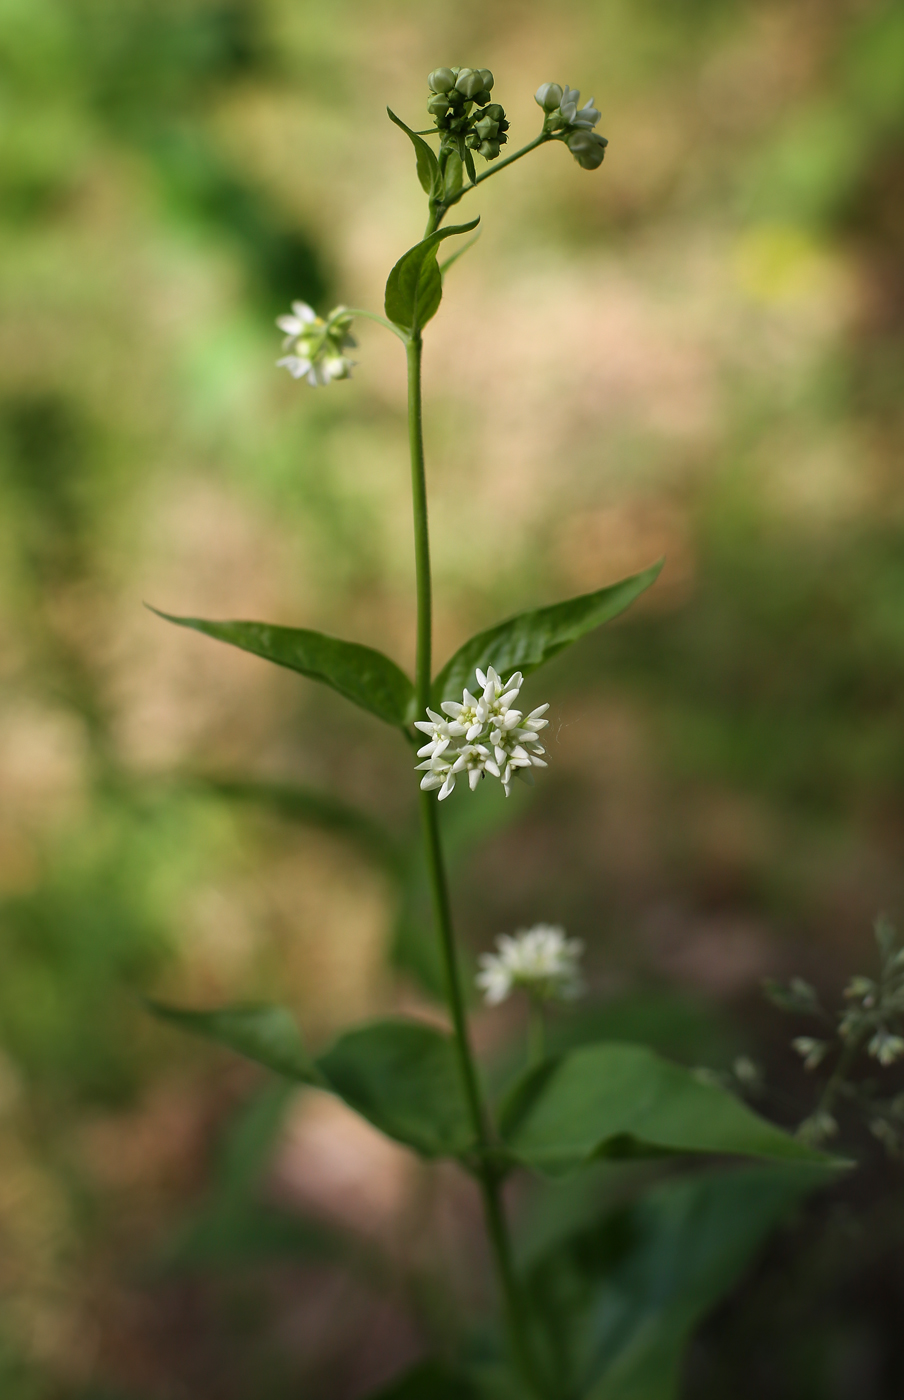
(2, 0, 904, 1396)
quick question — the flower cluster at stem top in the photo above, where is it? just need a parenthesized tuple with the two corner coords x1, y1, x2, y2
(535, 82, 608, 169)
(415, 666, 548, 800)
(477, 925, 584, 1006)
(427, 67, 509, 161)
(276, 302, 357, 386)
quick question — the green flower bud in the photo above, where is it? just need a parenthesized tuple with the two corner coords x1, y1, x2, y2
(479, 139, 501, 160)
(455, 68, 485, 99)
(473, 90, 492, 107)
(474, 115, 499, 142)
(427, 94, 451, 117)
(484, 103, 505, 122)
(428, 68, 456, 93)
(535, 82, 563, 112)
(565, 128, 608, 170)
(477, 68, 494, 91)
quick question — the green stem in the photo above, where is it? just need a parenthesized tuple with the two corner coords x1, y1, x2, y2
(429, 131, 551, 230)
(406, 333, 546, 1399)
(345, 307, 408, 341)
(528, 997, 546, 1069)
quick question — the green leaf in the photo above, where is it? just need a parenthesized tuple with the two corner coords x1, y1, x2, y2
(527, 1165, 828, 1400)
(316, 1018, 476, 1158)
(366, 1360, 479, 1400)
(387, 108, 439, 195)
(199, 776, 405, 872)
(501, 1042, 838, 1176)
(432, 561, 664, 708)
(149, 1001, 315, 1081)
(384, 218, 480, 333)
(150, 1005, 476, 1162)
(148, 609, 414, 728)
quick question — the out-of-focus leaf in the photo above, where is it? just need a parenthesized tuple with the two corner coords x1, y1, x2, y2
(198, 775, 405, 872)
(366, 1359, 479, 1400)
(432, 562, 663, 708)
(501, 1042, 837, 1175)
(149, 609, 414, 728)
(439, 231, 481, 279)
(384, 219, 480, 333)
(148, 1001, 315, 1081)
(387, 108, 439, 195)
(527, 1165, 829, 1400)
(163, 1081, 336, 1269)
(316, 1018, 476, 1158)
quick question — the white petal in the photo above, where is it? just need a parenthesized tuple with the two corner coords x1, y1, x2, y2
(469, 768, 482, 790)
(291, 301, 317, 322)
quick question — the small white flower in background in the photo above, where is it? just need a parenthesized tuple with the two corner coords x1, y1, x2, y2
(415, 666, 549, 799)
(276, 302, 357, 387)
(476, 925, 584, 1006)
(868, 1028, 904, 1067)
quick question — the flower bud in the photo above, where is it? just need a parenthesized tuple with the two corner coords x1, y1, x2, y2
(478, 139, 501, 160)
(474, 115, 499, 142)
(477, 68, 494, 91)
(565, 128, 608, 169)
(427, 94, 451, 117)
(535, 82, 563, 112)
(455, 68, 485, 99)
(428, 67, 456, 93)
(484, 103, 505, 122)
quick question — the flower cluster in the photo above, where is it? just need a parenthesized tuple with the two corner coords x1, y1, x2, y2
(427, 67, 509, 161)
(415, 666, 548, 800)
(476, 925, 584, 1006)
(276, 302, 357, 387)
(535, 82, 608, 169)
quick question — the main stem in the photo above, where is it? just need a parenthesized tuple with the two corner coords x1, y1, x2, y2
(406, 334, 544, 1398)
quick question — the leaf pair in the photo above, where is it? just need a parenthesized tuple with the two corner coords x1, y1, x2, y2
(151, 559, 663, 740)
(150, 1002, 834, 1172)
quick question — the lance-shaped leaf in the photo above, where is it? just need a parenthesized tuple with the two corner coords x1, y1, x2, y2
(384, 218, 480, 333)
(432, 560, 664, 708)
(387, 107, 439, 196)
(150, 609, 414, 728)
(501, 1042, 838, 1176)
(151, 1004, 476, 1161)
(527, 1165, 829, 1400)
(149, 1002, 315, 1081)
(316, 1018, 476, 1158)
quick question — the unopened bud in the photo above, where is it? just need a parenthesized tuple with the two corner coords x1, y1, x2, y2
(477, 68, 494, 91)
(484, 103, 505, 122)
(565, 128, 608, 170)
(428, 68, 456, 93)
(474, 115, 499, 142)
(479, 139, 501, 160)
(535, 82, 563, 112)
(455, 68, 485, 99)
(427, 94, 451, 117)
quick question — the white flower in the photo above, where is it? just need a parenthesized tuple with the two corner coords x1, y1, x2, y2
(276, 302, 357, 387)
(559, 88, 601, 129)
(416, 667, 550, 799)
(415, 752, 457, 801)
(476, 925, 584, 1005)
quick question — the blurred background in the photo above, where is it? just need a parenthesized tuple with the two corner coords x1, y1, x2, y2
(2, 0, 904, 1395)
